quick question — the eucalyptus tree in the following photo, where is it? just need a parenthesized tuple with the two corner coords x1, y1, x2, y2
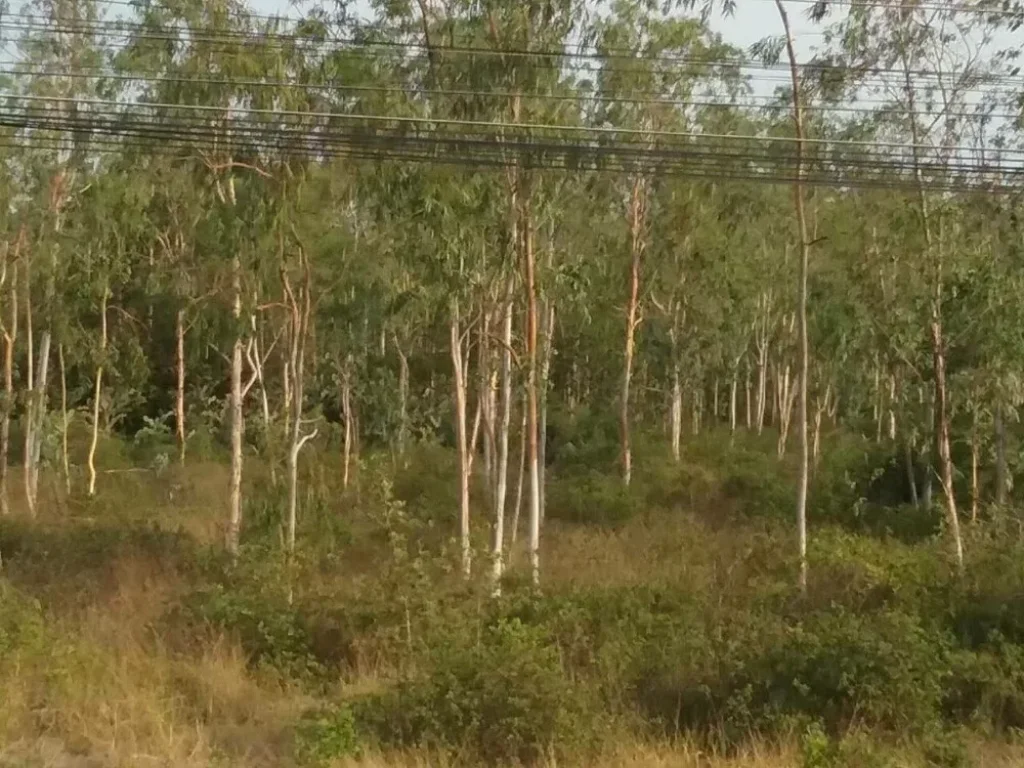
(11, 0, 106, 515)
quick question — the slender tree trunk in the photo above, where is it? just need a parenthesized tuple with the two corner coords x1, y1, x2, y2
(729, 371, 738, 434)
(621, 175, 645, 487)
(451, 306, 472, 578)
(971, 415, 980, 523)
(888, 373, 897, 441)
(996, 402, 1009, 506)
(175, 308, 187, 466)
(492, 280, 514, 593)
(510, 391, 527, 550)
(906, 440, 920, 508)
(58, 344, 69, 497)
(395, 335, 409, 459)
(745, 368, 752, 430)
(538, 302, 554, 522)
(523, 206, 541, 585)
(26, 333, 50, 518)
(341, 366, 353, 491)
(776, 0, 811, 592)
(226, 253, 244, 555)
(671, 360, 683, 461)
(87, 286, 109, 497)
(283, 251, 315, 554)
(478, 311, 494, 496)
(0, 260, 16, 517)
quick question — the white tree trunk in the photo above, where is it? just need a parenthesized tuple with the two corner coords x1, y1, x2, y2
(175, 308, 187, 466)
(0, 260, 16, 516)
(87, 286, 109, 497)
(492, 281, 514, 593)
(451, 308, 472, 578)
(226, 253, 244, 555)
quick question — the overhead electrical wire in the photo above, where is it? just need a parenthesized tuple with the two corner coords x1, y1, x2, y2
(2, 64, 1018, 122)
(0, 2, 1020, 195)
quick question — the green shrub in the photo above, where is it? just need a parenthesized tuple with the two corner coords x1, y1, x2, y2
(182, 584, 325, 679)
(0, 582, 46, 657)
(294, 704, 362, 765)
(546, 469, 639, 527)
(355, 618, 595, 764)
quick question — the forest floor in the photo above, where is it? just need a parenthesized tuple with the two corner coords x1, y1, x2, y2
(3, 431, 1024, 766)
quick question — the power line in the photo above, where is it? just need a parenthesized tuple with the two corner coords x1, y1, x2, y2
(3, 64, 1018, 121)
(8, 94, 1021, 159)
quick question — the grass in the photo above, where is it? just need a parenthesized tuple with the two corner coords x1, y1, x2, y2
(2, 431, 1024, 766)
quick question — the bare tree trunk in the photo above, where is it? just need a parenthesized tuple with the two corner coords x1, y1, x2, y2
(729, 373, 738, 434)
(538, 302, 555, 522)
(478, 311, 495, 496)
(341, 366, 353, 491)
(971, 415, 980, 523)
(451, 306, 472, 578)
(671, 361, 683, 461)
(996, 402, 1009, 506)
(905, 440, 920, 508)
(226, 253, 244, 555)
(26, 332, 50, 518)
(0, 258, 16, 517)
(775, 0, 811, 592)
(745, 368, 752, 430)
(492, 279, 514, 593)
(175, 308, 187, 466)
(395, 334, 409, 459)
(510, 392, 527, 550)
(283, 247, 316, 554)
(621, 175, 645, 487)
(58, 344, 70, 497)
(86, 286, 108, 497)
(888, 373, 897, 441)
(524, 207, 541, 586)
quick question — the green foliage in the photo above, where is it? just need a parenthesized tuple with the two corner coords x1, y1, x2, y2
(294, 705, 363, 765)
(546, 468, 639, 527)
(0, 582, 46, 657)
(355, 618, 595, 764)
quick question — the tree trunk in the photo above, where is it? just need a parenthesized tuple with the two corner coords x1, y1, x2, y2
(971, 416, 980, 523)
(451, 307, 472, 578)
(538, 302, 555, 522)
(996, 402, 1009, 506)
(283, 247, 316, 554)
(341, 366, 353, 491)
(58, 344, 70, 497)
(0, 260, 16, 517)
(621, 175, 645, 487)
(175, 308, 187, 466)
(395, 335, 409, 459)
(87, 286, 109, 497)
(905, 440, 920, 508)
(729, 373, 738, 434)
(775, 0, 811, 592)
(25, 332, 50, 518)
(226, 253, 244, 555)
(523, 206, 541, 586)
(492, 280, 514, 593)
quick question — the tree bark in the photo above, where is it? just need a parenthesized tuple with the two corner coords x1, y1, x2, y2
(775, 0, 811, 592)
(621, 175, 645, 487)
(87, 286, 109, 497)
(523, 205, 541, 585)
(175, 307, 187, 466)
(995, 402, 1009, 506)
(450, 306, 472, 578)
(0, 258, 16, 517)
(492, 278, 514, 594)
(226, 252, 244, 555)
(58, 344, 70, 497)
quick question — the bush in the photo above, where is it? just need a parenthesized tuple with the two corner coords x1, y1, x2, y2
(546, 469, 639, 527)
(355, 618, 596, 764)
(294, 704, 362, 765)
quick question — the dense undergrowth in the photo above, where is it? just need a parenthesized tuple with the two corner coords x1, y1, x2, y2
(4, 421, 1024, 766)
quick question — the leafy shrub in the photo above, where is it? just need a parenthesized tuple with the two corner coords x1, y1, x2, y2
(182, 585, 325, 679)
(546, 469, 639, 527)
(294, 704, 362, 765)
(0, 582, 46, 657)
(635, 607, 948, 740)
(355, 618, 595, 764)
